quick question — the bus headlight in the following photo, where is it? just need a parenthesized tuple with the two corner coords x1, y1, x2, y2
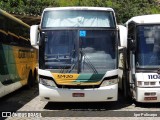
(137, 81, 156, 87)
(100, 79, 118, 87)
(39, 78, 56, 87)
(137, 81, 142, 86)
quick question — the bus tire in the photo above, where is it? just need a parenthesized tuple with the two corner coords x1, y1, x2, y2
(27, 70, 33, 88)
(33, 69, 38, 85)
(122, 77, 129, 99)
(122, 77, 127, 98)
(122, 76, 132, 101)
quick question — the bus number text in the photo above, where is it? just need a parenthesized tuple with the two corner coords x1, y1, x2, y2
(57, 75, 73, 79)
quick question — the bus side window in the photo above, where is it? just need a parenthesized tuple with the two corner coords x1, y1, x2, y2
(7, 18, 19, 46)
(0, 15, 7, 43)
(19, 24, 24, 46)
(20, 25, 30, 47)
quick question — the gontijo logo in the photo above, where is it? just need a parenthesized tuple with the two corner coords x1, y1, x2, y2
(148, 75, 160, 79)
(18, 49, 34, 58)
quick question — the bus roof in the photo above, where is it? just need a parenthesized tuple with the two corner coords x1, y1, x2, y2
(0, 9, 30, 28)
(125, 14, 160, 25)
(43, 7, 114, 12)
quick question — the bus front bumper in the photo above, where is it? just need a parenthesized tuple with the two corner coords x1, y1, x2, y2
(39, 84, 118, 102)
(136, 87, 160, 102)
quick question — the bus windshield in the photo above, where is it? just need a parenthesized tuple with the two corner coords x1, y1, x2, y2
(44, 30, 117, 74)
(136, 25, 160, 68)
(41, 10, 115, 28)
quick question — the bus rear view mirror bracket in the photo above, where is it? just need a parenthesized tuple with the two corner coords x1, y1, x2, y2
(128, 38, 136, 52)
(39, 32, 45, 46)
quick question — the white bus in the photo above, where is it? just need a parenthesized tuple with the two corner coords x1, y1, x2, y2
(122, 14, 160, 102)
(30, 7, 122, 102)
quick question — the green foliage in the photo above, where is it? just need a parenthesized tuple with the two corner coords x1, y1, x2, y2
(0, 0, 59, 15)
(0, 0, 159, 23)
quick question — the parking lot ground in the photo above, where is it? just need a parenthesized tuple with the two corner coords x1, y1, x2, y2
(0, 85, 160, 120)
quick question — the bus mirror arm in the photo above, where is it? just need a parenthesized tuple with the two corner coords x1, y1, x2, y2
(128, 38, 136, 52)
(38, 32, 45, 46)
(132, 74, 136, 82)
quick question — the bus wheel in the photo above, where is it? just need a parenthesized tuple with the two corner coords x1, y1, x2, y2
(33, 69, 38, 85)
(122, 77, 128, 99)
(27, 71, 33, 88)
(122, 76, 132, 101)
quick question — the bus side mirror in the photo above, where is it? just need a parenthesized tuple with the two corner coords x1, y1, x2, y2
(128, 38, 136, 51)
(30, 25, 39, 46)
(118, 25, 127, 47)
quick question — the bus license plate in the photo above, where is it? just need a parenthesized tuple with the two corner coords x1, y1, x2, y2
(72, 93, 84, 97)
(144, 97, 157, 100)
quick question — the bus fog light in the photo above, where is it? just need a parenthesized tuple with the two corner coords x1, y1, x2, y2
(39, 78, 56, 87)
(151, 92, 156, 96)
(100, 79, 118, 87)
(144, 92, 150, 96)
(144, 92, 156, 96)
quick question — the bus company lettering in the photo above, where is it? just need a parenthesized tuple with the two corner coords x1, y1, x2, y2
(18, 50, 34, 58)
(148, 75, 160, 79)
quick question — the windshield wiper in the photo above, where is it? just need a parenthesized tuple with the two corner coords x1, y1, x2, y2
(67, 60, 78, 73)
(60, 65, 69, 73)
(80, 50, 98, 74)
(60, 49, 77, 73)
(59, 50, 99, 74)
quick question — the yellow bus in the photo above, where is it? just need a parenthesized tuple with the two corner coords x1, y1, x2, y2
(0, 9, 37, 97)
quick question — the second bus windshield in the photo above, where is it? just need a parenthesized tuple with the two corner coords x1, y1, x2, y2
(136, 25, 160, 68)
